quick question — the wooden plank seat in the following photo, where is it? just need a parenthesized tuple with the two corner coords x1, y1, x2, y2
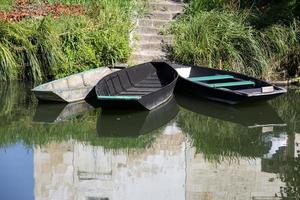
(208, 81, 255, 88)
(189, 75, 234, 82)
(98, 95, 142, 100)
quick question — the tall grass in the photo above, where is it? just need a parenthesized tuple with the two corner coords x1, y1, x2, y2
(169, 11, 266, 76)
(0, 0, 14, 11)
(0, 0, 136, 82)
(169, 10, 300, 79)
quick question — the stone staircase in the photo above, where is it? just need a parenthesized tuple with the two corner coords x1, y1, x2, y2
(130, 0, 184, 64)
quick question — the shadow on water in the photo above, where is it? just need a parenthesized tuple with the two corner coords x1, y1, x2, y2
(97, 97, 179, 137)
(33, 101, 94, 123)
(175, 92, 288, 161)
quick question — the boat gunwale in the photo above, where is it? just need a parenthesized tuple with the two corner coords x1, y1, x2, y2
(32, 67, 112, 92)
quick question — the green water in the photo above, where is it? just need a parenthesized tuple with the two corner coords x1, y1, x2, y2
(0, 82, 299, 200)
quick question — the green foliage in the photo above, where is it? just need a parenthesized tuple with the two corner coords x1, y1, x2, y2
(169, 10, 300, 79)
(0, 0, 135, 82)
(169, 11, 264, 76)
(0, 0, 14, 11)
(169, 0, 300, 79)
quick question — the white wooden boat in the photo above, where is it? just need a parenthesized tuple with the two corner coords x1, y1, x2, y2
(32, 67, 112, 102)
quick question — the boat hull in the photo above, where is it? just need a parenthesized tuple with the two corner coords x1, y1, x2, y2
(173, 64, 286, 104)
(95, 62, 178, 110)
(32, 67, 112, 103)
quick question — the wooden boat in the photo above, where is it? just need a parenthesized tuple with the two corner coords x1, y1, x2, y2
(175, 93, 286, 129)
(95, 62, 178, 110)
(172, 63, 287, 104)
(33, 101, 94, 123)
(97, 97, 179, 137)
(32, 67, 112, 102)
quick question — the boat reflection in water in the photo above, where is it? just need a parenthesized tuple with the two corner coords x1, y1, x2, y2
(33, 101, 95, 123)
(175, 93, 286, 129)
(176, 93, 288, 159)
(97, 97, 179, 137)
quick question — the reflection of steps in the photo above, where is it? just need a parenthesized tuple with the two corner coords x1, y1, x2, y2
(185, 146, 284, 200)
(130, 0, 184, 64)
(34, 122, 287, 200)
(34, 123, 187, 200)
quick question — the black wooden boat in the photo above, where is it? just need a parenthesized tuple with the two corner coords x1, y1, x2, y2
(172, 63, 286, 104)
(97, 97, 179, 137)
(95, 62, 178, 110)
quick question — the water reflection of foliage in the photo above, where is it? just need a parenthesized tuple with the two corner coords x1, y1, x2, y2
(278, 157, 300, 200)
(0, 110, 156, 149)
(0, 82, 36, 123)
(270, 89, 300, 130)
(177, 108, 269, 162)
(0, 83, 156, 149)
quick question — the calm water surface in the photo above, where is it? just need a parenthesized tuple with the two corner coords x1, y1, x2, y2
(0, 82, 299, 200)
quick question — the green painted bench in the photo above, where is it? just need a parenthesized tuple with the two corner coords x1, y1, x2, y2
(208, 81, 255, 88)
(98, 95, 142, 100)
(188, 75, 234, 82)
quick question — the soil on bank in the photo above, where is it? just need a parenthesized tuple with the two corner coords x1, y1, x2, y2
(0, 0, 84, 21)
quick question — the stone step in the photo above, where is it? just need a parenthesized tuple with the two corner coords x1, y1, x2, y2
(136, 27, 162, 35)
(136, 42, 163, 50)
(152, 0, 183, 4)
(139, 35, 173, 43)
(144, 11, 180, 20)
(131, 52, 167, 63)
(148, 2, 184, 12)
(132, 50, 166, 58)
(137, 19, 173, 28)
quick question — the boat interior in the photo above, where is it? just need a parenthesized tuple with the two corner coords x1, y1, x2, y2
(97, 62, 176, 100)
(177, 66, 278, 95)
(34, 68, 110, 91)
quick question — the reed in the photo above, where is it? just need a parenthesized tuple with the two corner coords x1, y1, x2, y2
(169, 10, 300, 79)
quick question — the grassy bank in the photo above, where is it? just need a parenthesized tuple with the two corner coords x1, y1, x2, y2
(0, 0, 138, 82)
(169, 0, 300, 80)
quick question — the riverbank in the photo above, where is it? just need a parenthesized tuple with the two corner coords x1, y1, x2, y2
(0, 0, 139, 82)
(0, 0, 299, 83)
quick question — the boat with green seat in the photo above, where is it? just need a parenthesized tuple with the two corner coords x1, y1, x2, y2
(172, 63, 286, 104)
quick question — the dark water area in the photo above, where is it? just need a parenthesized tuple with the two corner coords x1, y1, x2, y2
(0, 82, 299, 200)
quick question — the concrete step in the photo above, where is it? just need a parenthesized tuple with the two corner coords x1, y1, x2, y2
(139, 35, 172, 43)
(144, 11, 180, 20)
(136, 42, 163, 50)
(148, 2, 184, 12)
(136, 27, 162, 35)
(131, 52, 167, 63)
(152, 0, 184, 4)
(137, 19, 173, 28)
(132, 50, 166, 58)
